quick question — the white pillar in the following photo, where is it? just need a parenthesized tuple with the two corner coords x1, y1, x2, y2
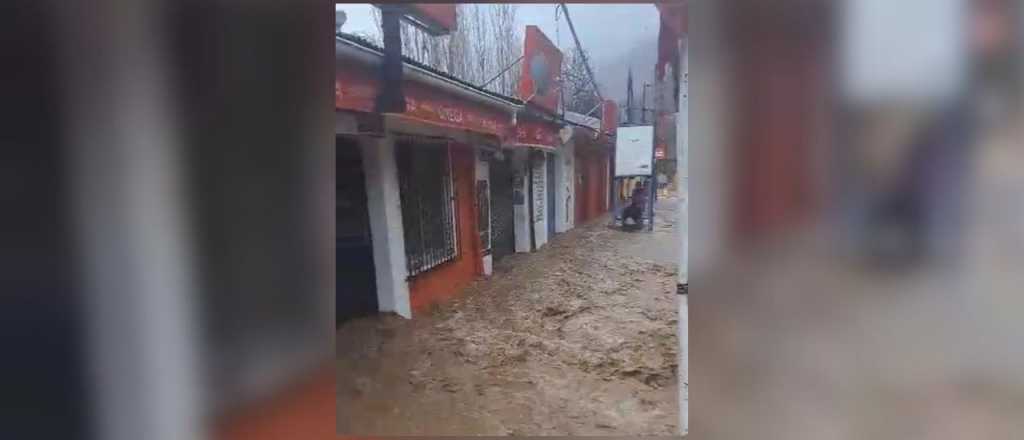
(475, 150, 493, 276)
(62, 1, 203, 438)
(555, 141, 576, 232)
(360, 137, 412, 318)
(677, 35, 689, 437)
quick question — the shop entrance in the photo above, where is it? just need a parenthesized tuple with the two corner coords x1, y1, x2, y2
(336, 137, 378, 325)
(489, 155, 516, 261)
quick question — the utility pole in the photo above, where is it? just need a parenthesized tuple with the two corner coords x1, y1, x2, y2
(625, 69, 634, 125)
(641, 82, 651, 124)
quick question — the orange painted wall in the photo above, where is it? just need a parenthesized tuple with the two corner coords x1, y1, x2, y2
(574, 150, 610, 224)
(408, 144, 481, 312)
(216, 367, 335, 440)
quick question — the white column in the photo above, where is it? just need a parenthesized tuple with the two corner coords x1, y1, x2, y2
(677, 35, 689, 437)
(555, 141, 576, 232)
(62, 1, 203, 438)
(475, 150, 493, 276)
(360, 137, 412, 318)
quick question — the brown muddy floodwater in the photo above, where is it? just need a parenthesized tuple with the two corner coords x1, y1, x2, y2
(337, 210, 680, 436)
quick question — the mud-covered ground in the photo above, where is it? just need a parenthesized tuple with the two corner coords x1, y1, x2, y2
(337, 206, 679, 436)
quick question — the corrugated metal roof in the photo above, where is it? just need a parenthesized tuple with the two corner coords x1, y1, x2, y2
(336, 32, 611, 138)
(336, 33, 525, 106)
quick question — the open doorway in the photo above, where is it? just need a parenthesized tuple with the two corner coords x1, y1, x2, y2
(336, 137, 378, 324)
(489, 154, 516, 262)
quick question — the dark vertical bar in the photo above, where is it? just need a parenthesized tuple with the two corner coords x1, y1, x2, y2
(376, 5, 405, 114)
(641, 82, 648, 124)
(417, 145, 428, 273)
(647, 127, 657, 231)
(445, 144, 456, 260)
(438, 144, 445, 265)
(610, 177, 620, 226)
(435, 145, 443, 266)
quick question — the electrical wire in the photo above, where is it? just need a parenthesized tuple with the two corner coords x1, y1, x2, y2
(559, 3, 604, 104)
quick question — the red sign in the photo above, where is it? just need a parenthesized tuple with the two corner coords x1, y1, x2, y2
(336, 64, 510, 138)
(403, 4, 457, 36)
(518, 26, 563, 114)
(600, 100, 619, 136)
(512, 118, 559, 150)
(335, 64, 377, 113)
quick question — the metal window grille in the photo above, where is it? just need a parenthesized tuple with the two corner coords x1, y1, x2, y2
(396, 140, 458, 276)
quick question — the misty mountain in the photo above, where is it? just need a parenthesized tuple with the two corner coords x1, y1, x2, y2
(593, 34, 659, 107)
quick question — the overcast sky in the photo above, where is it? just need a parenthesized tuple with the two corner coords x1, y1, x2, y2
(335, 3, 660, 103)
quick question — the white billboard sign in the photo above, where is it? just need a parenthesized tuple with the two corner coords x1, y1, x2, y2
(615, 125, 655, 177)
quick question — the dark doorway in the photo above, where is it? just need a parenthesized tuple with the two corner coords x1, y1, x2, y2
(336, 137, 378, 325)
(546, 153, 556, 238)
(489, 155, 516, 261)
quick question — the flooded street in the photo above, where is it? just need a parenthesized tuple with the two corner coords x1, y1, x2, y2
(337, 200, 680, 436)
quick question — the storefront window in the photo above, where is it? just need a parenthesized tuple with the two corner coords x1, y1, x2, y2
(395, 141, 459, 276)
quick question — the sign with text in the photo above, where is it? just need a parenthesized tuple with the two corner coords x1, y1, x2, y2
(532, 157, 546, 222)
(615, 126, 655, 176)
(518, 26, 563, 114)
(512, 118, 560, 150)
(336, 65, 510, 137)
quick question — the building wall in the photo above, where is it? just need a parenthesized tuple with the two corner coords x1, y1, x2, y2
(730, 3, 831, 243)
(554, 141, 575, 233)
(575, 150, 591, 224)
(589, 152, 608, 221)
(689, 2, 733, 275)
(574, 148, 611, 224)
(407, 144, 481, 312)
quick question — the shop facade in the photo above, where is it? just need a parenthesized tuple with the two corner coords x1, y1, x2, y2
(573, 129, 614, 225)
(336, 36, 519, 317)
(335, 33, 615, 319)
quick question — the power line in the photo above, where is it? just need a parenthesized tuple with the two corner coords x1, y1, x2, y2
(559, 3, 604, 104)
(481, 55, 524, 89)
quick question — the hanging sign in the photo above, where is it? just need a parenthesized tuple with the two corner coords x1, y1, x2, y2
(511, 117, 560, 150)
(518, 26, 563, 114)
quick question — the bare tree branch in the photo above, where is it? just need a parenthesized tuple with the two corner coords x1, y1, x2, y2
(563, 46, 601, 114)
